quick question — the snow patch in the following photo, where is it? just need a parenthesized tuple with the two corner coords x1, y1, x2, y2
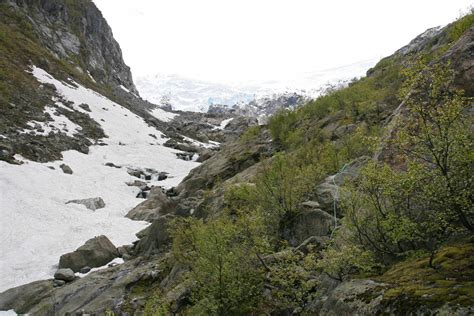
(149, 107, 179, 122)
(76, 257, 124, 277)
(0, 67, 201, 292)
(31, 66, 164, 145)
(20, 106, 82, 137)
(220, 118, 233, 129)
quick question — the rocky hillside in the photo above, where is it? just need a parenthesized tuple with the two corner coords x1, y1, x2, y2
(0, 3, 473, 316)
(0, 0, 252, 302)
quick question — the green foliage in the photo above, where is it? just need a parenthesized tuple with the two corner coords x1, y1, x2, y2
(239, 125, 262, 143)
(317, 242, 377, 281)
(322, 60, 473, 276)
(268, 56, 401, 149)
(171, 215, 268, 315)
(446, 10, 474, 43)
(397, 60, 474, 233)
(265, 249, 320, 312)
(143, 292, 171, 316)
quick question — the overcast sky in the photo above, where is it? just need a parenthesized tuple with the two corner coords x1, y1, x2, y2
(93, 0, 472, 83)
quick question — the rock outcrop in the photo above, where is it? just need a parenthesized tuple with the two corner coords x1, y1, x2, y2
(11, 0, 138, 94)
(126, 187, 173, 222)
(58, 235, 119, 272)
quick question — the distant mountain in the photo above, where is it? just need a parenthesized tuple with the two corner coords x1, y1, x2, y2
(135, 59, 378, 113)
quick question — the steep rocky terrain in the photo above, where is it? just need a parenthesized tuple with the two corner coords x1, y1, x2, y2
(0, 2, 473, 315)
(0, 0, 248, 299)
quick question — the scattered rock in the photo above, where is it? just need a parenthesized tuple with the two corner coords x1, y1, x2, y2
(54, 268, 75, 282)
(66, 197, 106, 211)
(53, 279, 66, 287)
(158, 172, 168, 181)
(176, 152, 194, 161)
(59, 235, 119, 272)
(104, 162, 121, 168)
(136, 191, 148, 199)
(80, 266, 91, 274)
(60, 163, 73, 174)
(78, 103, 91, 112)
(126, 180, 147, 188)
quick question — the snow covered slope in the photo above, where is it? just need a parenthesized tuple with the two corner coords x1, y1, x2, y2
(135, 59, 378, 112)
(0, 67, 199, 292)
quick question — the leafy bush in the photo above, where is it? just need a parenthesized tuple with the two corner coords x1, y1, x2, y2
(171, 215, 268, 315)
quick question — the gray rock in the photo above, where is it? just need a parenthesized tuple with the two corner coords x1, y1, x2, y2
(283, 209, 335, 246)
(126, 187, 173, 222)
(0, 258, 155, 315)
(59, 235, 119, 272)
(53, 279, 66, 287)
(315, 156, 370, 212)
(54, 268, 75, 282)
(60, 163, 73, 174)
(78, 103, 91, 112)
(158, 172, 168, 181)
(316, 279, 388, 315)
(66, 197, 105, 211)
(80, 266, 91, 274)
(333, 123, 357, 139)
(126, 179, 147, 189)
(134, 214, 175, 255)
(104, 162, 121, 168)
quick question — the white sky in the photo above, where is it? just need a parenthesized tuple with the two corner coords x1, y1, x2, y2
(93, 0, 472, 83)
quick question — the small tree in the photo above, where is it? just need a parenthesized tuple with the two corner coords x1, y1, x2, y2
(171, 216, 266, 315)
(396, 60, 473, 233)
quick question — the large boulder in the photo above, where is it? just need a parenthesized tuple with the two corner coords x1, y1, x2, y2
(283, 209, 334, 246)
(54, 268, 75, 282)
(66, 197, 106, 211)
(126, 187, 173, 222)
(59, 235, 119, 272)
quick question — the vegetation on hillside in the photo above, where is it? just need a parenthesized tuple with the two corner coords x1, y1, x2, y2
(147, 12, 474, 315)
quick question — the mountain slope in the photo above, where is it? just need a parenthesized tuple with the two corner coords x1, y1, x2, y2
(0, 4, 472, 316)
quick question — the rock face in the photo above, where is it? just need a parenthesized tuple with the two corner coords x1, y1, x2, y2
(66, 197, 106, 211)
(0, 257, 159, 315)
(12, 0, 138, 94)
(59, 235, 119, 272)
